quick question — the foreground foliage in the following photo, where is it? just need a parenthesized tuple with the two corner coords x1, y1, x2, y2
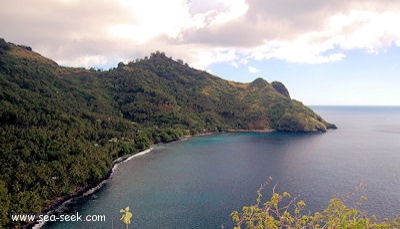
(231, 178, 400, 229)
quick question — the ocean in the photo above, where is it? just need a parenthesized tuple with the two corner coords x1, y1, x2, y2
(43, 106, 400, 229)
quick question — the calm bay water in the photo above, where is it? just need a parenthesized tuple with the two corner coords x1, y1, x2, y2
(44, 106, 400, 229)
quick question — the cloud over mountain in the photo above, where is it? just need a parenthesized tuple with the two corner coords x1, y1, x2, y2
(2, 0, 400, 69)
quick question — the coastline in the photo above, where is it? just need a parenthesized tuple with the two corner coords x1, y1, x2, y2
(29, 147, 154, 229)
(19, 108, 399, 228)
(28, 130, 273, 228)
(226, 129, 275, 133)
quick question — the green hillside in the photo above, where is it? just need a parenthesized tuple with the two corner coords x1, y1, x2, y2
(0, 38, 335, 227)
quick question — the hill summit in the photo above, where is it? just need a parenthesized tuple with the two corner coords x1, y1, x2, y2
(110, 51, 336, 132)
(0, 38, 335, 227)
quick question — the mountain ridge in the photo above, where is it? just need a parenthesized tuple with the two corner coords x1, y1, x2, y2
(0, 38, 335, 227)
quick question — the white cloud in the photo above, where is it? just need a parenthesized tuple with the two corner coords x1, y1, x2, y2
(109, 0, 192, 43)
(191, 48, 238, 69)
(248, 66, 261, 74)
(247, 33, 346, 64)
(328, 10, 400, 53)
(233, 7, 400, 64)
(209, 0, 249, 26)
(187, 0, 248, 27)
(58, 55, 109, 69)
(1, 0, 400, 68)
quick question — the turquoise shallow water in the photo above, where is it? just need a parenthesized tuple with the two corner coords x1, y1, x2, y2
(44, 106, 400, 229)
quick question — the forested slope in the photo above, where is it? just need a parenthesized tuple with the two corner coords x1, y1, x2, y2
(0, 38, 335, 227)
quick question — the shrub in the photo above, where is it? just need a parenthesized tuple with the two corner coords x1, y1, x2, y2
(231, 178, 400, 229)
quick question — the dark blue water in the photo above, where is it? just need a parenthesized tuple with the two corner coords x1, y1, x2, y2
(44, 106, 400, 229)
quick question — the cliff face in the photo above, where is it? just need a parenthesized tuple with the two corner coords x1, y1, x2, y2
(271, 81, 291, 99)
(0, 39, 336, 227)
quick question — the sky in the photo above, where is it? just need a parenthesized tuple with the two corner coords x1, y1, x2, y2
(1, 0, 400, 105)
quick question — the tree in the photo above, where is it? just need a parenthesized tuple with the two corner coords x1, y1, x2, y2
(120, 206, 133, 229)
(0, 180, 11, 226)
(118, 62, 125, 68)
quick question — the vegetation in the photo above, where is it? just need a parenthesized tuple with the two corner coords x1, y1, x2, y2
(0, 38, 335, 228)
(231, 178, 400, 229)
